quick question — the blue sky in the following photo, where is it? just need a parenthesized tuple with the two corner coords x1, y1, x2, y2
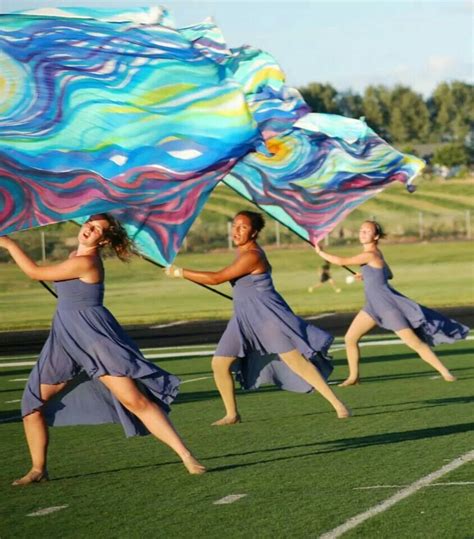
(1, 0, 472, 96)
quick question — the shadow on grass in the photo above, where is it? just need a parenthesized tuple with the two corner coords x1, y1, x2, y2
(175, 385, 281, 404)
(209, 421, 474, 472)
(332, 395, 474, 418)
(331, 346, 473, 366)
(0, 409, 21, 423)
(331, 365, 473, 385)
(44, 421, 474, 481)
(0, 369, 33, 377)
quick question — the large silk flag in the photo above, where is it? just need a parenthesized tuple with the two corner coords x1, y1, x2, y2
(0, 6, 425, 264)
(0, 7, 258, 264)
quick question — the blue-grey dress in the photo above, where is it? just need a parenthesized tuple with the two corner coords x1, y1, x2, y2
(22, 279, 180, 437)
(361, 264, 469, 345)
(215, 272, 334, 392)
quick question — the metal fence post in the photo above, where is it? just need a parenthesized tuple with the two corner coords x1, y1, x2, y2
(466, 210, 471, 240)
(227, 221, 232, 250)
(41, 231, 46, 262)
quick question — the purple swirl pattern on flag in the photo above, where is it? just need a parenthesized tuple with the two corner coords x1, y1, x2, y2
(0, 7, 424, 265)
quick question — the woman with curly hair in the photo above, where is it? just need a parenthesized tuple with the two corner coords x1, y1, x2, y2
(0, 214, 205, 484)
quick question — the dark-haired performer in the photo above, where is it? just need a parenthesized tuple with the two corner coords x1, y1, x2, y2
(165, 211, 350, 425)
(0, 214, 205, 485)
(314, 220, 469, 386)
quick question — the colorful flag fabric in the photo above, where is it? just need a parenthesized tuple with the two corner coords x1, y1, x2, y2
(0, 6, 424, 264)
(179, 19, 425, 243)
(0, 7, 258, 264)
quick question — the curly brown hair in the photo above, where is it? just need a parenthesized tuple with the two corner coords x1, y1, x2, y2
(99, 214, 136, 262)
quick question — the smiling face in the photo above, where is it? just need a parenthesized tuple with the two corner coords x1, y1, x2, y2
(78, 215, 111, 248)
(231, 214, 256, 247)
(359, 221, 379, 245)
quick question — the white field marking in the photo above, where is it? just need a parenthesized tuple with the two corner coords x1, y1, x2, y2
(27, 505, 69, 517)
(181, 376, 212, 385)
(1, 333, 472, 368)
(305, 312, 336, 320)
(149, 320, 189, 329)
(213, 494, 247, 505)
(146, 350, 215, 360)
(430, 375, 441, 380)
(0, 361, 36, 368)
(355, 481, 474, 490)
(5, 399, 21, 404)
(319, 449, 474, 539)
(9, 378, 29, 382)
(0, 351, 216, 368)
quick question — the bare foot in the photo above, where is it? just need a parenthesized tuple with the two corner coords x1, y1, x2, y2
(443, 373, 457, 382)
(12, 469, 49, 486)
(211, 414, 241, 426)
(338, 378, 360, 387)
(336, 406, 352, 419)
(182, 455, 206, 475)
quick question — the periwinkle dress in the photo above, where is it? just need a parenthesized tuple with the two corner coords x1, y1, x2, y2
(215, 272, 334, 392)
(361, 264, 469, 345)
(22, 279, 180, 437)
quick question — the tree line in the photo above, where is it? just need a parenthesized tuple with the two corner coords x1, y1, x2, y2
(298, 81, 473, 147)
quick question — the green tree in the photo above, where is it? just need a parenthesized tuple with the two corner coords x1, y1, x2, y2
(430, 81, 474, 141)
(299, 83, 340, 113)
(433, 144, 470, 167)
(337, 90, 364, 119)
(388, 86, 430, 143)
(362, 85, 391, 138)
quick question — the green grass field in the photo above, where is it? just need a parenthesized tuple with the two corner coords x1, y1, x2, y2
(1, 336, 473, 538)
(0, 241, 472, 331)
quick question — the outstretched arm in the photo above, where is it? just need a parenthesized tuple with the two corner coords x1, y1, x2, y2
(0, 237, 94, 281)
(167, 251, 263, 285)
(314, 243, 374, 267)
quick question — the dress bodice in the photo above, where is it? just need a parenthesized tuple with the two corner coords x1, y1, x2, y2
(361, 265, 391, 289)
(55, 279, 104, 309)
(230, 272, 275, 299)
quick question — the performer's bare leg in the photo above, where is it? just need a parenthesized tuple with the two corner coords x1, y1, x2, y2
(100, 376, 206, 474)
(395, 328, 456, 382)
(339, 311, 377, 386)
(13, 382, 67, 485)
(211, 355, 241, 426)
(279, 349, 351, 418)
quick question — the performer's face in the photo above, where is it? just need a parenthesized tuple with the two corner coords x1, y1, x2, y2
(78, 215, 110, 246)
(231, 214, 255, 246)
(359, 222, 378, 244)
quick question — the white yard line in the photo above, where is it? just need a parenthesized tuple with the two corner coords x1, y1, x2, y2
(9, 378, 28, 382)
(149, 320, 189, 329)
(213, 494, 247, 505)
(5, 399, 21, 404)
(355, 481, 474, 490)
(27, 506, 68, 517)
(319, 450, 474, 539)
(1, 334, 472, 368)
(180, 376, 212, 384)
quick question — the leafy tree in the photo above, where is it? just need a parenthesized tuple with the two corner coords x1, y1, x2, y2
(362, 85, 391, 138)
(433, 143, 470, 167)
(337, 90, 364, 119)
(388, 86, 430, 143)
(299, 83, 339, 113)
(430, 81, 474, 141)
